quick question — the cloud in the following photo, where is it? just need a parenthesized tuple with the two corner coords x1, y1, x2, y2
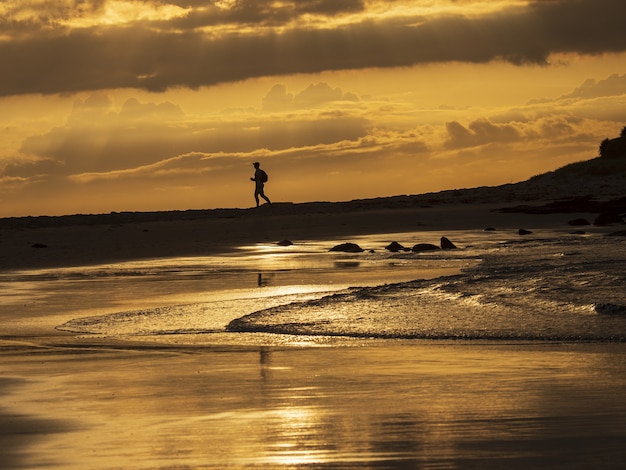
(561, 73, 626, 100)
(169, 0, 366, 28)
(444, 119, 522, 149)
(262, 82, 359, 111)
(3, 89, 369, 179)
(526, 74, 626, 123)
(1, 0, 625, 95)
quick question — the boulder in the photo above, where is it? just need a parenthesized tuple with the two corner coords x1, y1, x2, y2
(412, 243, 440, 252)
(277, 239, 293, 246)
(594, 212, 623, 226)
(568, 218, 591, 226)
(484, 227, 497, 232)
(329, 242, 364, 253)
(595, 303, 626, 315)
(385, 241, 407, 252)
(518, 229, 533, 235)
(440, 236, 457, 250)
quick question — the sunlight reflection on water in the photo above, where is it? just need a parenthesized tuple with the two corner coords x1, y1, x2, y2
(2, 230, 477, 339)
(9, 343, 624, 469)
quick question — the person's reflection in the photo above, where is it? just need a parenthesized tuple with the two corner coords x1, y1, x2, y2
(260, 347, 271, 381)
(257, 273, 272, 287)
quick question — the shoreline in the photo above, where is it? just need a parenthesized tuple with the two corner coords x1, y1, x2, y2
(1, 199, 618, 271)
(2, 194, 626, 468)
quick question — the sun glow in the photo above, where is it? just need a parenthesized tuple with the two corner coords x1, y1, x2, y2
(60, 1, 189, 28)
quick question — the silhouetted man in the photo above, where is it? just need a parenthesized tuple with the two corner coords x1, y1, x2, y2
(251, 162, 271, 207)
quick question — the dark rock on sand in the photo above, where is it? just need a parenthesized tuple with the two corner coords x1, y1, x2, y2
(484, 227, 497, 231)
(518, 229, 533, 235)
(385, 241, 407, 252)
(594, 212, 623, 226)
(277, 239, 294, 246)
(440, 237, 457, 250)
(595, 303, 626, 315)
(329, 242, 364, 253)
(31, 243, 48, 248)
(412, 243, 440, 252)
(568, 218, 591, 226)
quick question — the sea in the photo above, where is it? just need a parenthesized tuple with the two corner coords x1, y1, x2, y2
(3, 226, 625, 347)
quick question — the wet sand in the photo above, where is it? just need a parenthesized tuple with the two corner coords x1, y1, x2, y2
(0, 199, 602, 271)
(2, 191, 626, 468)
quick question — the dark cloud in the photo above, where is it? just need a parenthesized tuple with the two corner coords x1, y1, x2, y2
(443, 114, 603, 151)
(0, 0, 625, 96)
(444, 119, 522, 149)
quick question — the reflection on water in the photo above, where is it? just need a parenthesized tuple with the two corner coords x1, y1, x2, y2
(6, 344, 626, 469)
(246, 344, 626, 468)
(334, 261, 361, 269)
(2, 231, 472, 338)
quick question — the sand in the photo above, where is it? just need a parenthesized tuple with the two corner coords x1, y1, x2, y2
(0, 198, 603, 271)
(2, 192, 626, 469)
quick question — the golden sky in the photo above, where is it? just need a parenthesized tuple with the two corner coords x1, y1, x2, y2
(1, 0, 625, 217)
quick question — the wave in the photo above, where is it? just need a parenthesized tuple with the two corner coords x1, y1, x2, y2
(227, 236, 626, 342)
(56, 233, 626, 344)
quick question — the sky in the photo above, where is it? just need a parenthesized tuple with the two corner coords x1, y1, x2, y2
(1, 0, 625, 217)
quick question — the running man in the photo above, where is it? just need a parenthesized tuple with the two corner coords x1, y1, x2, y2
(250, 162, 271, 207)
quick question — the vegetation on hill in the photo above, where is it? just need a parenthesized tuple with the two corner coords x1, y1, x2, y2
(600, 126, 626, 160)
(530, 126, 626, 180)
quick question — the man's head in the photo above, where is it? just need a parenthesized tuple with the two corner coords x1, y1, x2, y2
(253, 162, 260, 169)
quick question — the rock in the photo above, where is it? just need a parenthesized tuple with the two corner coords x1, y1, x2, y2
(595, 303, 626, 315)
(594, 212, 623, 226)
(329, 242, 364, 253)
(518, 229, 533, 235)
(440, 236, 457, 250)
(412, 243, 440, 252)
(484, 227, 497, 231)
(568, 218, 591, 226)
(31, 243, 48, 248)
(385, 241, 407, 252)
(277, 239, 293, 246)
(570, 230, 586, 235)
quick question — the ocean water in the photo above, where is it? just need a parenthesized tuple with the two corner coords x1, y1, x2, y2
(3, 227, 623, 346)
(229, 231, 626, 342)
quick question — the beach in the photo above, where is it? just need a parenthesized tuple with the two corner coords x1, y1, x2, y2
(2, 192, 626, 469)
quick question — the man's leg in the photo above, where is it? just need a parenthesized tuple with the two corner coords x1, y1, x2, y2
(260, 189, 271, 205)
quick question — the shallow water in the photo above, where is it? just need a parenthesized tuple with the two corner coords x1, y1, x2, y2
(4, 343, 626, 469)
(5, 227, 619, 346)
(3, 228, 626, 469)
(230, 233, 626, 342)
(1, 231, 475, 344)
